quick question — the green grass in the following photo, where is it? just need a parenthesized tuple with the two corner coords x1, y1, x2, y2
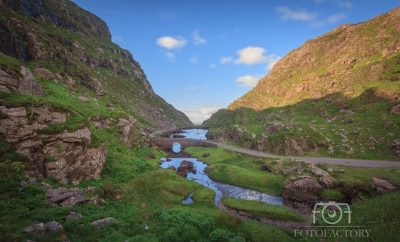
(222, 197, 305, 222)
(185, 146, 285, 195)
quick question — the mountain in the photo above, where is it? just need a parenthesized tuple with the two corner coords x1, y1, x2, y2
(0, 0, 192, 129)
(204, 7, 400, 160)
(0, 0, 192, 184)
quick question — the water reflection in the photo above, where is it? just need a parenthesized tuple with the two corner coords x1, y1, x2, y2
(160, 157, 283, 206)
(170, 129, 208, 140)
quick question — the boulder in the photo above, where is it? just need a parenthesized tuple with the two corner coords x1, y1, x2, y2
(202, 152, 210, 158)
(44, 221, 64, 232)
(282, 166, 302, 176)
(50, 192, 73, 203)
(261, 163, 272, 172)
(60, 195, 89, 207)
(390, 104, 400, 114)
(176, 160, 194, 177)
(34, 67, 55, 80)
(284, 138, 304, 156)
(310, 165, 334, 188)
(91, 217, 118, 229)
(78, 96, 88, 103)
(66, 212, 82, 220)
(282, 176, 323, 202)
(371, 177, 396, 194)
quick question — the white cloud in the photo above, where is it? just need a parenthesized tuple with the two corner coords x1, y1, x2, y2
(235, 75, 264, 87)
(192, 30, 207, 45)
(234, 46, 269, 65)
(210, 63, 216, 68)
(180, 103, 221, 123)
(220, 56, 233, 64)
(156, 36, 187, 49)
(233, 46, 281, 69)
(190, 55, 198, 63)
(275, 6, 317, 21)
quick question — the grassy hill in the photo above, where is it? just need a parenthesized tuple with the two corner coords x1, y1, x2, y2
(204, 6, 400, 161)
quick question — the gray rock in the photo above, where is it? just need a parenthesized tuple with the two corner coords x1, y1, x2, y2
(41, 182, 53, 190)
(50, 192, 73, 203)
(20, 180, 27, 187)
(66, 212, 82, 220)
(91, 217, 118, 229)
(60, 195, 89, 207)
(371, 177, 396, 194)
(44, 221, 63, 232)
(282, 177, 323, 202)
(32, 223, 46, 234)
(23, 226, 35, 233)
(78, 96, 88, 103)
(29, 178, 38, 185)
(202, 152, 210, 158)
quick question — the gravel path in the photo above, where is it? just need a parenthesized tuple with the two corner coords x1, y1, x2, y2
(205, 141, 400, 168)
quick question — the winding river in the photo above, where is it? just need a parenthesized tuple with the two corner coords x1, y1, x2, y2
(161, 129, 283, 206)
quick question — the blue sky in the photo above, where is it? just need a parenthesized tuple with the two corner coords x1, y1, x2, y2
(71, 0, 399, 123)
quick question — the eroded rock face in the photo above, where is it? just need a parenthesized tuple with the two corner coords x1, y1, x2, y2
(0, 105, 107, 184)
(19, 66, 44, 96)
(282, 176, 323, 202)
(118, 116, 137, 147)
(0, 67, 44, 96)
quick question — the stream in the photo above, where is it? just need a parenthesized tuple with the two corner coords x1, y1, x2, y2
(161, 129, 284, 206)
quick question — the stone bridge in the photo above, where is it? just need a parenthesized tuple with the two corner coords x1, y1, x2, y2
(151, 138, 217, 150)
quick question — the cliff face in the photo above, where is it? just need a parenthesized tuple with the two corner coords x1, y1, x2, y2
(0, 0, 192, 184)
(0, 0, 192, 129)
(228, 6, 400, 111)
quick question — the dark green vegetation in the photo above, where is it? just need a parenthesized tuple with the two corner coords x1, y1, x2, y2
(0, 142, 297, 242)
(204, 7, 400, 161)
(308, 192, 400, 242)
(222, 198, 305, 222)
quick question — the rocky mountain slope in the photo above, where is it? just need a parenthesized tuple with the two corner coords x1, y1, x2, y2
(204, 7, 400, 160)
(0, 0, 192, 184)
(0, 0, 192, 129)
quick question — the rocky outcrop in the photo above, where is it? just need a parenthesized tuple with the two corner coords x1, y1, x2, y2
(0, 105, 107, 184)
(282, 176, 323, 202)
(176, 160, 194, 177)
(371, 177, 397, 194)
(392, 139, 400, 156)
(24, 221, 64, 234)
(390, 104, 400, 114)
(310, 165, 334, 188)
(284, 138, 304, 156)
(0, 0, 193, 130)
(118, 116, 137, 147)
(0, 66, 44, 95)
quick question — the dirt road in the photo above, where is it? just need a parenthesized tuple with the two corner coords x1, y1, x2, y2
(205, 141, 400, 168)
